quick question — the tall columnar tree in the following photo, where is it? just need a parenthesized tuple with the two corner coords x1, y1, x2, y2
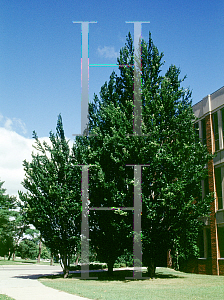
(73, 71, 135, 274)
(140, 63, 213, 275)
(75, 32, 213, 277)
(19, 115, 82, 277)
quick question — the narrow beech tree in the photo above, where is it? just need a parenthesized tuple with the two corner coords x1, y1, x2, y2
(19, 115, 81, 277)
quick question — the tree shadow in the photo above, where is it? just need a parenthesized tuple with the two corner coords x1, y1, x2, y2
(154, 271, 185, 279)
(39, 268, 185, 282)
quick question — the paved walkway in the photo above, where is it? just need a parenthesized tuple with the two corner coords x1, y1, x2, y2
(0, 264, 91, 300)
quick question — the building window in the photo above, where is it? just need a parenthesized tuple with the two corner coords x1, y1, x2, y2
(214, 167, 223, 210)
(212, 112, 219, 151)
(206, 228, 212, 258)
(198, 229, 204, 258)
(217, 226, 224, 258)
(201, 118, 207, 146)
(194, 122, 199, 143)
(198, 228, 211, 258)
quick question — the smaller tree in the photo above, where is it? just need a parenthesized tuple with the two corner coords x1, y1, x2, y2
(19, 115, 82, 277)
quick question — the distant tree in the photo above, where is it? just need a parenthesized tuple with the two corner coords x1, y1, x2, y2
(40, 243, 51, 260)
(0, 180, 18, 259)
(19, 115, 82, 277)
(16, 227, 51, 261)
(16, 238, 38, 260)
(9, 210, 30, 260)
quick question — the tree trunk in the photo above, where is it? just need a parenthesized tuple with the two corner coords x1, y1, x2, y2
(107, 260, 114, 276)
(75, 254, 79, 266)
(8, 250, 12, 261)
(147, 260, 156, 278)
(167, 249, 172, 268)
(50, 255, 53, 266)
(62, 253, 70, 278)
(37, 239, 42, 263)
(12, 253, 15, 261)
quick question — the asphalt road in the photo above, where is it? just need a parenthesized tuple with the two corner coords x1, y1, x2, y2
(0, 264, 91, 300)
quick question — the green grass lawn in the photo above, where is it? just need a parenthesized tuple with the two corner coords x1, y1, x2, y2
(0, 257, 59, 266)
(39, 267, 224, 300)
(0, 258, 35, 265)
(0, 295, 15, 300)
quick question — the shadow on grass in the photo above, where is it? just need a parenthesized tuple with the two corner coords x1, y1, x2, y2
(154, 271, 185, 279)
(40, 268, 185, 282)
(14, 272, 63, 280)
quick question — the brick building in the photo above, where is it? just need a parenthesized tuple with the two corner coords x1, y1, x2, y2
(186, 86, 224, 275)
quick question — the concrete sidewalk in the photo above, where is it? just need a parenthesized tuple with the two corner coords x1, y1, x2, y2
(0, 264, 91, 300)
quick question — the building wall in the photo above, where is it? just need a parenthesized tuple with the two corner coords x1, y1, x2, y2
(189, 86, 224, 276)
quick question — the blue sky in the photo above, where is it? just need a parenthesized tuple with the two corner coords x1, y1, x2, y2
(1, 0, 224, 195)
